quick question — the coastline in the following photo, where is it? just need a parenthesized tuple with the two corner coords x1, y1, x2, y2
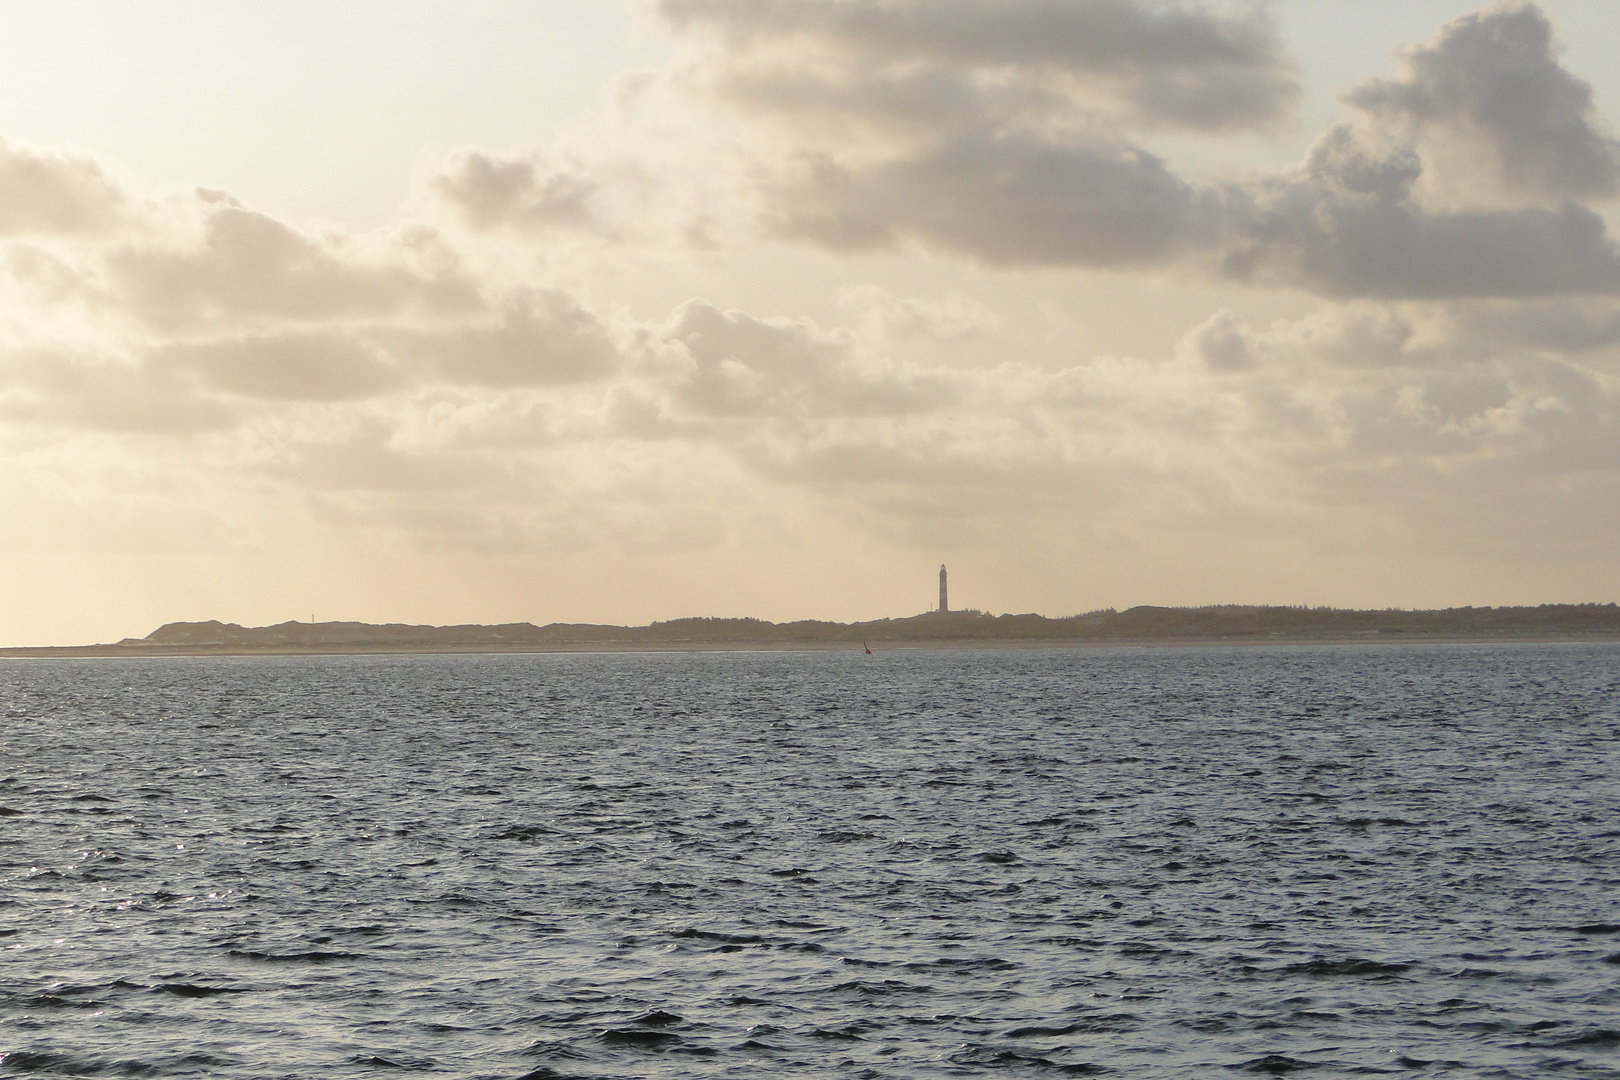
(9, 605, 1620, 657)
(5, 632, 1620, 658)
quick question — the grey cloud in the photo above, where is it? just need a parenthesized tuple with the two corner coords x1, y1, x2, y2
(0, 178, 626, 427)
(387, 291, 621, 388)
(662, 0, 1300, 132)
(1346, 1, 1620, 201)
(768, 133, 1211, 266)
(9, 292, 622, 428)
(1336, 297, 1620, 363)
(652, 1, 1295, 272)
(431, 150, 603, 233)
(661, 299, 950, 416)
(1444, 300, 1620, 355)
(655, 1, 1284, 268)
(159, 333, 406, 402)
(658, 0, 1620, 300)
(1220, 6, 1620, 299)
(699, 64, 1041, 143)
(1225, 124, 1620, 299)
(0, 347, 234, 434)
(109, 204, 480, 331)
(1177, 298, 1614, 380)
(1179, 308, 1256, 372)
(0, 140, 127, 237)
(602, 386, 673, 438)
(1299, 123, 1421, 202)
(763, 86, 1620, 297)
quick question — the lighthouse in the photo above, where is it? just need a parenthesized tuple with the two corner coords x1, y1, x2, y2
(938, 564, 948, 613)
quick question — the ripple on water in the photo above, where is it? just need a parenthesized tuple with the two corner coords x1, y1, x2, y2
(0, 643, 1618, 1077)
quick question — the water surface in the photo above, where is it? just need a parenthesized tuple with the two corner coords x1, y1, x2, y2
(2, 645, 1618, 1077)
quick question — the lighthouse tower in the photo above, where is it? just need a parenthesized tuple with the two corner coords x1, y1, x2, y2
(938, 564, 949, 613)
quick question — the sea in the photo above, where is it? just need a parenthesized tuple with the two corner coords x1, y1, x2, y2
(1, 643, 1618, 1079)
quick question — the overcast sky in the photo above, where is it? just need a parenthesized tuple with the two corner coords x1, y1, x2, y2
(4, 0, 1620, 645)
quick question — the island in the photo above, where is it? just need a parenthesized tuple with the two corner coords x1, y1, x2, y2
(4, 604, 1620, 656)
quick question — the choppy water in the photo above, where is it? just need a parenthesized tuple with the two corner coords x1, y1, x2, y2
(2, 644, 1619, 1079)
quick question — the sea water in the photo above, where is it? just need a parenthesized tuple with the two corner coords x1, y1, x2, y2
(1, 644, 1617, 1078)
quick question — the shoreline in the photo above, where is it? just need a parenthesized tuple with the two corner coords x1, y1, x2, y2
(5, 633, 1620, 658)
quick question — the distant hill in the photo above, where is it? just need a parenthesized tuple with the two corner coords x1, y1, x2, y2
(78, 603, 1620, 653)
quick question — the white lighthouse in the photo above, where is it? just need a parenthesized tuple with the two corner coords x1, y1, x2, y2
(938, 564, 948, 613)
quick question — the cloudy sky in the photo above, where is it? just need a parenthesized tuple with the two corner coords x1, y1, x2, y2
(4, 0, 1620, 644)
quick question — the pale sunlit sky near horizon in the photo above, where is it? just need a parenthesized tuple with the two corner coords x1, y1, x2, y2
(4, 0, 1620, 645)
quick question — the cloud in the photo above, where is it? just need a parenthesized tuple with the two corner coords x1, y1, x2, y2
(158, 333, 405, 402)
(0, 345, 235, 434)
(384, 290, 621, 388)
(1222, 124, 1620, 298)
(0, 139, 128, 237)
(1178, 308, 1257, 372)
(108, 199, 481, 331)
(1441, 299, 1620, 355)
(656, 299, 951, 417)
(760, 107, 1620, 296)
(1165, 295, 1620, 376)
(16, 178, 1615, 552)
(645, 0, 1620, 302)
(652, 0, 1288, 269)
(0, 162, 624, 433)
(694, 314, 1620, 557)
(12, 3, 1620, 594)
(1158, 303, 1620, 489)
(661, 0, 1301, 133)
(431, 149, 605, 234)
(836, 285, 999, 341)
(765, 132, 1213, 266)
(1345, 1, 1620, 202)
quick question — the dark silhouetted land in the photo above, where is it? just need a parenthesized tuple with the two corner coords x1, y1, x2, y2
(5, 604, 1620, 656)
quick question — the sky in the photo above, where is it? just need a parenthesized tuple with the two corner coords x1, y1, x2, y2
(4, 0, 1620, 645)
